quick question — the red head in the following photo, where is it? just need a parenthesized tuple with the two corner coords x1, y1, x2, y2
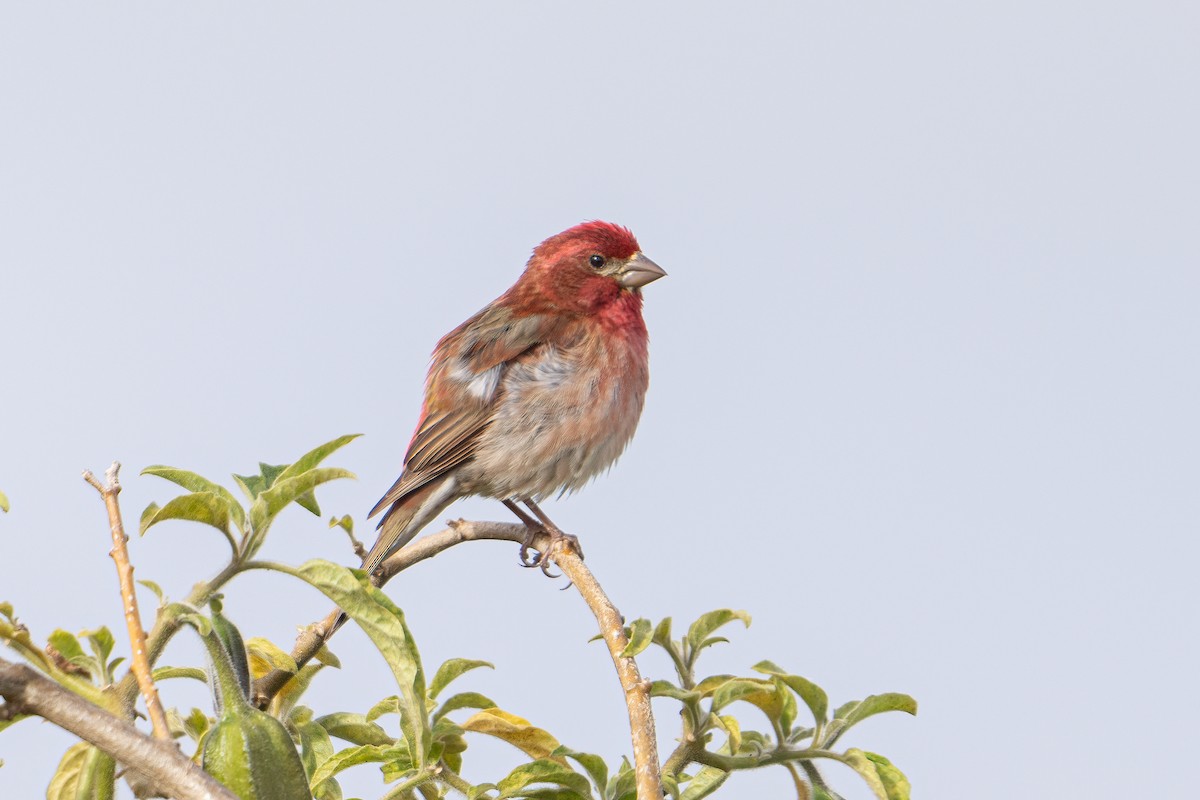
(506, 221, 666, 319)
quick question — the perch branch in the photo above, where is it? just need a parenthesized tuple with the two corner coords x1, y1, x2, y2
(254, 520, 663, 799)
(83, 463, 170, 741)
(0, 656, 236, 800)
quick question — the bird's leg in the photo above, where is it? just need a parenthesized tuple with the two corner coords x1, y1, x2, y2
(502, 499, 544, 567)
(522, 499, 583, 576)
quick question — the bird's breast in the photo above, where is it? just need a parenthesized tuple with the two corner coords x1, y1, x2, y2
(463, 331, 649, 501)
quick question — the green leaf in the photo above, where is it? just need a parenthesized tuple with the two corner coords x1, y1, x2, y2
(366, 695, 401, 722)
(308, 744, 411, 788)
(249, 468, 356, 532)
(314, 643, 342, 669)
(315, 712, 393, 746)
(182, 708, 212, 743)
(140, 466, 246, 531)
(430, 658, 493, 700)
(752, 660, 829, 727)
(710, 678, 774, 712)
(825, 693, 918, 747)
(295, 710, 343, 800)
(467, 784, 499, 800)
(137, 579, 166, 605)
(232, 472, 267, 501)
(246, 637, 300, 680)
(276, 434, 363, 484)
(139, 492, 232, 538)
(434, 691, 497, 722)
(651, 617, 673, 648)
(462, 708, 563, 762)
(81, 627, 116, 666)
(47, 629, 89, 664)
(495, 758, 593, 799)
(693, 675, 736, 699)
(152, 666, 208, 683)
(711, 714, 742, 755)
(620, 618, 653, 658)
(0, 491, 8, 513)
(46, 742, 90, 800)
(679, 765, 729, 800)
(295, 560, 428, 766)
(861, 752, 909, 800)
(842, 749, 910, 800)
(273, 663, 325, 718)
(329, 515, 354, 534)
(648, 681, 698, 702)
(555, 748, 608, 795)
(685, 610, 750, 653)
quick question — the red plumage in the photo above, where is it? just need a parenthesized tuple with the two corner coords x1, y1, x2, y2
(361, 221, 666, 575)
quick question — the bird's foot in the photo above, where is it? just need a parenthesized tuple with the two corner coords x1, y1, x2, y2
(519, 524, 583, 577)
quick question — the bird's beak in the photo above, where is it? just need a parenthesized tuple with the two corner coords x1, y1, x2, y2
(618, 253, 667, 289)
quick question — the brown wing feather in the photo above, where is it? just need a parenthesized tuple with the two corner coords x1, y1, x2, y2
(367, 307, 564, 522)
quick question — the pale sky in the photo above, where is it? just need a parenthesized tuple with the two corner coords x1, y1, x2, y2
(2, 3, 1197, 799)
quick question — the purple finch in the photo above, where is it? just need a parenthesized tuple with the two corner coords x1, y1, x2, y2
(362, 221, 665, 575)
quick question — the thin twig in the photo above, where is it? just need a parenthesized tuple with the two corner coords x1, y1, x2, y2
(84, 463, 170, 741)
(0, 656, 236, 800)
(253, 520, 663, 799)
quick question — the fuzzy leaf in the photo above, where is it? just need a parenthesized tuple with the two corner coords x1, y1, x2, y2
(81, 627, 115, 666)
(679, 765, 728, 800)
(648, 681, 698, 702)
(843, 749, 911, 800)
(694, 674, 736, 697)
(685, 610, 750, 653)
(295, 711, 342, 800)
(495, 758, 592, 799)
(296, 560, 428, 766)
(555, 747, 608, 795)
(753, 660, 829, 726)
(620, 618, 653, 658)
(430, 658, 493, 700)
(46, 742, 90, 800)
(276, 434, 362, 484)
(139, 492, 232, 538)
(152, 666, 208, 682)
(139, 467, 246, 530)
(366, 695, 401, 722)
(434, 691, 497, 722)
(651, 616, 673, 647)
(308, 743, 410, 789)
(0, 491, 8, 513)
(47, 629, 88, 664)
(825, 694, 918, 747)
(462, 708, 563, 762)
(315, 713, 393, 746)
(250, 468, 356, 532)
(246, 636, 299, 679)
(137, 579, 166, 605)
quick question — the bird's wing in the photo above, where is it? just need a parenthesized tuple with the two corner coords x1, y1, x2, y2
(367, 307, 562, 519)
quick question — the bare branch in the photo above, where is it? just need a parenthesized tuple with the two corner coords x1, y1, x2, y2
(0, 656, 236, 800)
(253, 519, 663, 799)
(83, 463, 170, 741)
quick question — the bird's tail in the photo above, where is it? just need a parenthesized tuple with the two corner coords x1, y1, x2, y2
(360, 474, 460, 577)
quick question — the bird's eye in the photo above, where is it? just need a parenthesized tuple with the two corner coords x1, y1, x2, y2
(589, 254, 606, 269)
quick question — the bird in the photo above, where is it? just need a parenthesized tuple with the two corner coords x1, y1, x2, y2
(360, 220, 666, 578)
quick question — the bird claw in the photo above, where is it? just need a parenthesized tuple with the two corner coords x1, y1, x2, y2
(517, 525, 581, 579)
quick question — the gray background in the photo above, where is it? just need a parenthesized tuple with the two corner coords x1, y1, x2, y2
(2, 3, 1197, 798)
